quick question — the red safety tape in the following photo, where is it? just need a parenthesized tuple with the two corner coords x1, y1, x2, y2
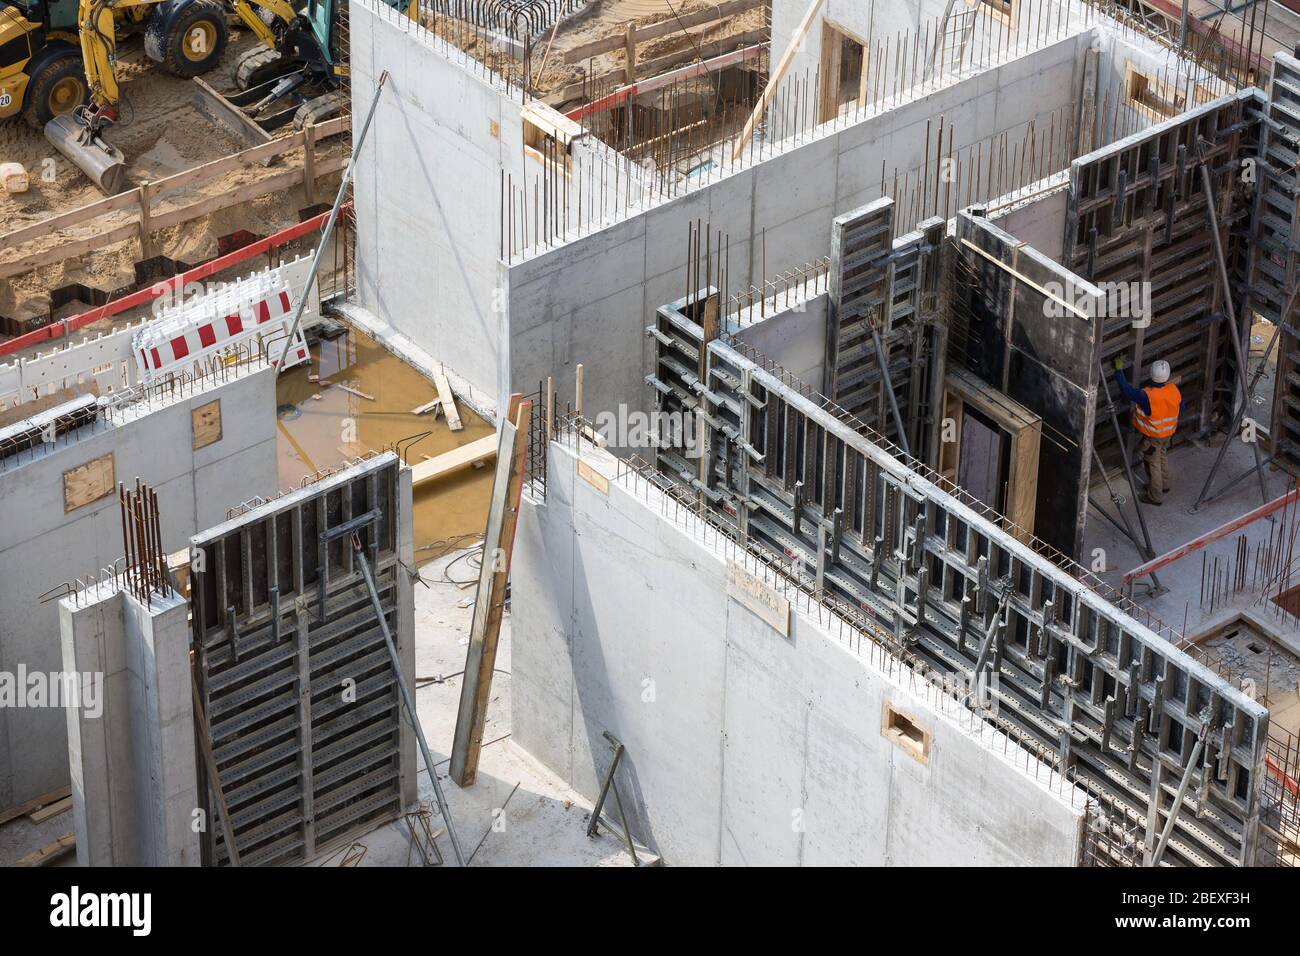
(0, 205, 343, 359)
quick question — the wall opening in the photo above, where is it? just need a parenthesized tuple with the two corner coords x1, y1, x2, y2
(818, 21, 868, 124)
(883, 703, 932, 764)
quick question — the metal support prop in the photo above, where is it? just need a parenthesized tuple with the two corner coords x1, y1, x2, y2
(276, 71, 389, 370)
(1097, 363, 1162, 591)
(1197, 162, 1270, 507)
(586, 731, 640, 866)
(1090, 447, 1162, 591)
(353, 534, 466, 866)
(1193, 288, 1298, 509)
(190, 660, 241, 866)
(1149, 735, 1206, 866)
(872, 327, 911, 458)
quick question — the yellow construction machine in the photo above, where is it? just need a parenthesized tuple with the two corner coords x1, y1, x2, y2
(1, 0, 232, 190)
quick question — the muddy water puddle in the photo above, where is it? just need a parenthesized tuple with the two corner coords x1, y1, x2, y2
(275, 326, 495, 558)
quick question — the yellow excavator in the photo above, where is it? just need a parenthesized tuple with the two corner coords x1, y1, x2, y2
(55, 0, 317, 191)
(0, 0, 307, 192)
(0, 0, 233, 190)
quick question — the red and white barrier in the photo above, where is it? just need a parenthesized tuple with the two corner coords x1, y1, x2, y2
(133, 271, 309, 381)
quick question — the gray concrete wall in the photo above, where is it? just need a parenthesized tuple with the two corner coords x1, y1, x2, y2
(512, 438, 1087, 865)
(506, 29, 1091, 422)
(0, 365, 277, 807)
(733, 293, 829, 387)
(347, 0, 1089, 416)
(985, 183, 1070, 261)
(60, 584, 200, 866)
(350, 0, 520, 406)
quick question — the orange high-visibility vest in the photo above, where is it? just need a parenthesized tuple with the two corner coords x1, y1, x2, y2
(1134, 382, 1181, 439)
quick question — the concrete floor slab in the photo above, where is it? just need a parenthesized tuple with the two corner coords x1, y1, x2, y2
(1086, 436, 1298, 648)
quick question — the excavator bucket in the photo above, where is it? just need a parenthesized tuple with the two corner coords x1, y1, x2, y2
(44, 113, 128, 194)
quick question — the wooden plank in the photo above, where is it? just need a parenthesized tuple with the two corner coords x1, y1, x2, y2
(410, 398, 441, 415)
(520, 102, 583, 143)
(17, 832, 74, 866)
(335, 383, 375, 401)
(732, 0, 825, 161)
(148, 155, 348, 234)
(0, 116, 345, 254)
(449, 397, 532, 786)
(409, 435, 497, 486)
(0, 222, 139, 279)
(561, 38, 765, 119)
(27, 795, 72, 824)
(0, 785, 72, 827)
(562, 0, 761, 62)
(63, 452, 115, 513)
(433, 369, 463, 431)
(0, 191, 139, 250)
(150, 115, 345, 200)
(192, 399, 222, 450)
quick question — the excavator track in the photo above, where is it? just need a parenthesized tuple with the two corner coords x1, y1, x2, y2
(293, 90, 348, 130)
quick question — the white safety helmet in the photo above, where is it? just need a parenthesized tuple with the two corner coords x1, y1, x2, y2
(1151, 360, 1171, 384)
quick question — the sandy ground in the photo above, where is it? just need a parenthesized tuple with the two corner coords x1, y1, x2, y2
(0, 30, 348, 321)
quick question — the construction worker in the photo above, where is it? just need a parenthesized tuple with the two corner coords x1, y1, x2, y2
(1113, 357, 1182, 505)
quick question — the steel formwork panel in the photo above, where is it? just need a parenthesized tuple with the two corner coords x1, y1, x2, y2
(650, 303, 1269, 867)
(189, 453, 412, 866)
(1063, 90, 1260, 463)
(1251, 55, 1300, 468)
(824, 200, 943, 450)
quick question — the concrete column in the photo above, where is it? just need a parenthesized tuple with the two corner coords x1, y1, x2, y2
(60, 586, 127, 867)
(59, 584, 200, 866)
(123, 588, 200, 866)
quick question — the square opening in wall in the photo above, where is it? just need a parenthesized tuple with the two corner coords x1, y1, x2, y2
(883, 702, 932, 764)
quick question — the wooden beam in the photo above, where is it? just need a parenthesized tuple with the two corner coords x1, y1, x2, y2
(0, 116, 347, 252)
(409, 435, 497, 486)
(1122, 487, 1300, 584)
(556, 37, 765, 115)
(561, 0, 762, 63)
(0, 785, 72, 827)
(17, 832, 75, 866)
(434, 369, 463, 431)
(731, 0, 825, 161)
(449, 397, 533, 787)
(27, 795, 73, 824)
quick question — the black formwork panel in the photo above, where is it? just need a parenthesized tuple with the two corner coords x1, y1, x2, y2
(189, 452, 410, 866)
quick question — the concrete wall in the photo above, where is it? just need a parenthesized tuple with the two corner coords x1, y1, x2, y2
(985, 182, 1070, 262)
(347, 0, 1089, 416)
(512, 438, 1087, 865)
(60, 585, 200, 866)
(772, 0, 958, 108)
(505, 29, 1091, 421)
(733, 293, 829, 387)
(351, 0, 520, 407)
(0, 364, 277, 806)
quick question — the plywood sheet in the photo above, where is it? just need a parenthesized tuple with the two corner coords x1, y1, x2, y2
(63, 452, 114, 512)
(192, 399, 222, 450)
